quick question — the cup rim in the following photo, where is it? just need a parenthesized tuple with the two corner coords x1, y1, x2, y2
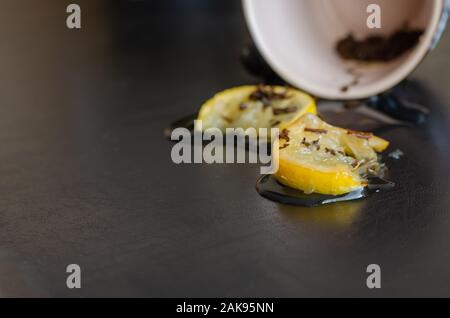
(243, 0, 446, 100)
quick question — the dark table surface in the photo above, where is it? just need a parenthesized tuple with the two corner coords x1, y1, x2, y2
(1, 0, 450, 297)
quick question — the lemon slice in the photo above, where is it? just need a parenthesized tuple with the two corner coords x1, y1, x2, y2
(274, 113, 389, 196)
(196, 85, 317, 134)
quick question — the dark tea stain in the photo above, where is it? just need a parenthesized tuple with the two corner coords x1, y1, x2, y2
(270, 120, 281, 127)
(249, 84, 291, 107)
(347, 129, 374, 140)
(304, 128, 328, 134)
(256, 175, 395, 207)
(279, 129, 290, 142)
(340, 67, 363, 93)
(336, 28, 424, 63)
(164, 113, 196, 139)
(340, 77, 360, 93)
(272, 106, 298, 116)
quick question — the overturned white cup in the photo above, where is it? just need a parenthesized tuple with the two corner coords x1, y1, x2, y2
(243, 0, 449, 100)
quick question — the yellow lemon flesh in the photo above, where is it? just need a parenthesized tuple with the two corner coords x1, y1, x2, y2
(196, 85, 317, 134)
(274, 114, 390, 196)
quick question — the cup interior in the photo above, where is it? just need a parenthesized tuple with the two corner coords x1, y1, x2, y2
(244, 0, 443, 99)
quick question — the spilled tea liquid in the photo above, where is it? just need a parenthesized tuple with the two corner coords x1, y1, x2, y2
(256, 174, 395, 207)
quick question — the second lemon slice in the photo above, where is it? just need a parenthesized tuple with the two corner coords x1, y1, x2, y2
(274, 114, 389, 196)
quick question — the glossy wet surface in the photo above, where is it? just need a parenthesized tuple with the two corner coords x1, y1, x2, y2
(1, 0, 450, 297)
(256, 174, 395, 207)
